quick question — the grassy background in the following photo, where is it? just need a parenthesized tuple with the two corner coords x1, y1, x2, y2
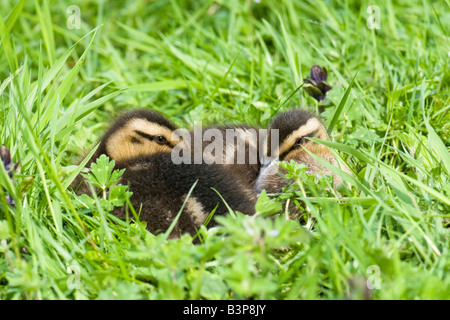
(0, 0, 449, 299)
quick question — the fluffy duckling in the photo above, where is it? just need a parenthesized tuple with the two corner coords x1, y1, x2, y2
(71, 109, 179, 194)
(87, 109, 178, 164)
(254, 109, 348, 195)
(73, 110, 262, 193)
(72, 109, 257, 238)
(113, 153, 256, 239)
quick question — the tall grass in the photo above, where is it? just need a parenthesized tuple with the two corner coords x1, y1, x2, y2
(0, 0, 449, 299)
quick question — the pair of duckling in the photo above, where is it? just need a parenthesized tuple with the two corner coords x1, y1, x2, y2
(72, 108, 346, 239)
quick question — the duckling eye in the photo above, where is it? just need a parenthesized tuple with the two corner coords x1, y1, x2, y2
(294, 130, 317, 146)
(155, 136, 167, 144)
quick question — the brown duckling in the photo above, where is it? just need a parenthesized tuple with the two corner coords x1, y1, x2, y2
(113, 153, 256, 239)
(73, 110, 262, 193)
(72, 109, 257, 239)
(254, 109, 349, 195)
(71, 109, 179, 195)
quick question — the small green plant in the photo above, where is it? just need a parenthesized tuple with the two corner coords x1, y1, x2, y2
(278, 160, 336, 197)
(255, 160, 338, 222)
(77, 155, 132, 212)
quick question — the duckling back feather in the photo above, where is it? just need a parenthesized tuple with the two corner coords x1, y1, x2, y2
(114, 153, 256, 239)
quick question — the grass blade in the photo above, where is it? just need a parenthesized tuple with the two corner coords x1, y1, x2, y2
(163, 180, 198, 240)
(328, 70, 358, 132)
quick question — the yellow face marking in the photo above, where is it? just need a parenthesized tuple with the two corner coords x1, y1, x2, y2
(106, 118, 176, 162)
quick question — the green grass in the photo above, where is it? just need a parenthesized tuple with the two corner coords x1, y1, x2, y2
(1, 0, 449, 300)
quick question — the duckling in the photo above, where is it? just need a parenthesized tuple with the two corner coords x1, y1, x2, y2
(254, 109, 348, 195)
(71, 109, 179, 195)
(72, 109, 257, 238)
(73, 110, 262, 193)
(86, 109, 178, 165)
(113, 153, 256, 239)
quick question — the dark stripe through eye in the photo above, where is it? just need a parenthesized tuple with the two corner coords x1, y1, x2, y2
(130, 137, 142, 144)
(294, 130, 317, 146)
(135, 130, 154, 141)
(134, 130, 173, 147)
(280, 130, 318, 159)
(303, 130, 317, 139)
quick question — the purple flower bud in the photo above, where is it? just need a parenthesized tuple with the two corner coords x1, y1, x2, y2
(310, 65, 328, 83)
(303, 65, 332, 102)
(1, 145, 11, 171)
(0, 145, 19, 206)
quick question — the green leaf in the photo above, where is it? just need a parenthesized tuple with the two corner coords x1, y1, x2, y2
(255, 190, 283, 216)
(0, 220, 11, 240)
(83, 154, 123, 191)
(198, 272, 228, 300)
(108, 184, 132, 208)
(425, 120, 450, 176)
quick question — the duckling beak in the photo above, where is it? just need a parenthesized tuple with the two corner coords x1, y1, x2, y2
(254, 156, 280, 194)
(260, 156, 279, 176)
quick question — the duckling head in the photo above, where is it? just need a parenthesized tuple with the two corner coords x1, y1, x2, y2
(99, 109, 179, 162)
(266, 109, 333, 166)
(256, 109, 341, 194)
